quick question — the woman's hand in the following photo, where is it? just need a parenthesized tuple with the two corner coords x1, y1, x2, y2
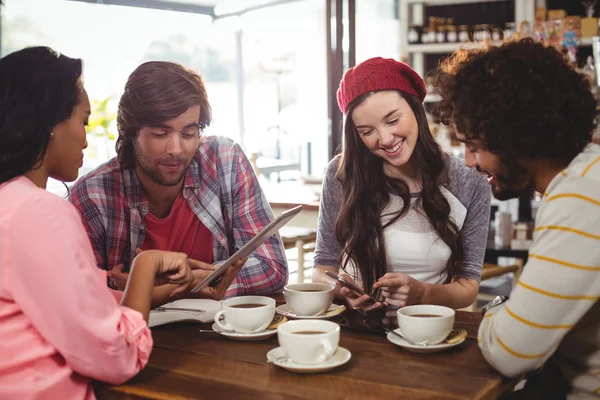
(373, 272, 426, 308)
(153, 251, 195, 296)
(338, 274, 385, 312)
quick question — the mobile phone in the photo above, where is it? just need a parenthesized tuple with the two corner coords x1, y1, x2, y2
(325, 271, 381, 304)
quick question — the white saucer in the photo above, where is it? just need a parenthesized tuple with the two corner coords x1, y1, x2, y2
(275, 304, 346, 320)
(211, 322, 277, 341)
(386, 329, 466, 354)
(266, 346, 351, 374)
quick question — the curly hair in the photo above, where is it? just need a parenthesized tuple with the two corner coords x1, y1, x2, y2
(433, 38, 597, 164)
(116, 61, 212, 169)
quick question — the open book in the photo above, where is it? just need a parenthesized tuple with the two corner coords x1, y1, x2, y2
(148, 299, 223, 328)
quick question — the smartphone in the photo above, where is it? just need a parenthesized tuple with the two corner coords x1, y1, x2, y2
(325, 271, 381, 304)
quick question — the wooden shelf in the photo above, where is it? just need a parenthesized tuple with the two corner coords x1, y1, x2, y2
(407, 41, 503, 54)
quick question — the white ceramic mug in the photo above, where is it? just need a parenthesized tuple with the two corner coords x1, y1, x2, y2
(284, 283, 334, 316)
(277, 320, 340, 364)
(396, 305, 455, 346)
(214, 296, 275, 334)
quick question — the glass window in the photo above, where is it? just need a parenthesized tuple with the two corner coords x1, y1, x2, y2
(1, 0, 329, 197)
(356, 0, 400, 63)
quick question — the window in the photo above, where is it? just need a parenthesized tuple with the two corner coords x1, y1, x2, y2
(2, 0, 329, 196)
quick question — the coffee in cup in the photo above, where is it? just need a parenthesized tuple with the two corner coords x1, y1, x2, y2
(214, 296, 275, 334)
(396, 305, 455, 346)
(277, 320, 340, 364)
(284, 283, 334, 316)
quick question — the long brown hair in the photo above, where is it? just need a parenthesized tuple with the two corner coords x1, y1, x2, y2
(335, 91, 463, 293)
(115, 61, 212, 169)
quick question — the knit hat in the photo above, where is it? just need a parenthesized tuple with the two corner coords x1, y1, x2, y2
(336, 57, 427, 114)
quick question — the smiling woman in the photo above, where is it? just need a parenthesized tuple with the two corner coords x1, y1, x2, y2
(312, 57, 492, 315)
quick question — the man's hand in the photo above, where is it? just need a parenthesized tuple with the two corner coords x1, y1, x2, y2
(107, 263, 128, 291)
(192, 259, 247, 300)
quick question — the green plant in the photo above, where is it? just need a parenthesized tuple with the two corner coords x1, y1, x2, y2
(86, 96, 117, 160)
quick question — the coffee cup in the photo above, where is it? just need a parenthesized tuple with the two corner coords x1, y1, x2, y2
(214, 296, 275, 334)
(284, 283, 334, 316)
(396, 305, 455, 346)
(277, 320, 340, 364)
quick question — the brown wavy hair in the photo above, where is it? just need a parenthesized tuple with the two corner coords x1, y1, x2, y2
(433, 39, 596, 162)
(335, 91, 463, 293)
(116, 61, 212, 169)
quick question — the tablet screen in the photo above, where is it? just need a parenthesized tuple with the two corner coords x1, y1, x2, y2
(189, 205, 303, 293)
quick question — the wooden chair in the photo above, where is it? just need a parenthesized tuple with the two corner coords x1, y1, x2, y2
(466, 259, 524, 311)
(279, 227, 317, 283)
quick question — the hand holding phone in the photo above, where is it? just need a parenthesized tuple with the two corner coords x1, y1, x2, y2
(325, 271, 385, 311)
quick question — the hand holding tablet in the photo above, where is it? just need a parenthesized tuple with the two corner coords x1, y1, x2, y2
(189, 205, 303, 294)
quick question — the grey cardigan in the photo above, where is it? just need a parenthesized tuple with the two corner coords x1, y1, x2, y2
(313, 154, 492, 281)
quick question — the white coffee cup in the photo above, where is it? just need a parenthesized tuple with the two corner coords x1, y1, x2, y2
(214, 296, 275, 334)
(284, 283, 334, 316)
(277, 320, 340, 365)
(396, 305, 455, 346)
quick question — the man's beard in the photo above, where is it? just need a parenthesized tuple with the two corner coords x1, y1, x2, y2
(135, 146, 188, 187)
(490, 156, 535, 201)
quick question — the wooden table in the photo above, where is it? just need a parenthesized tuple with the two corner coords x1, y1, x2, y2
(95, 300, 517, 400)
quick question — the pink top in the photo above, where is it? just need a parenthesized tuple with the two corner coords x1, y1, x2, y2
(0, 177, 153, 399)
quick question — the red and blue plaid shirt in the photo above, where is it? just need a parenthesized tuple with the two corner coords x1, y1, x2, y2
(69, 136, 288, 297)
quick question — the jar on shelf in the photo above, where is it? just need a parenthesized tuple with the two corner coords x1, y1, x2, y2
(475, 24, 491, 41)
(446, 25, 458, 43)
(408, 24, 422, 44)
(428, 16, 439, 32)
(473, 25, 482, 41)
(428, 28, 436, 43)
(458, 25, 470, 42)
(504, 22, 516, 39)
(446, 18, 454, 26)
(492, 27, 503, 41)
(421, 27, 430, 44)
(436, 25, 447, 43)
(482, 24, 492, 40)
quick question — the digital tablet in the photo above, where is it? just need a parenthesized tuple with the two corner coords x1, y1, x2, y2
(189, 205, 303, 293)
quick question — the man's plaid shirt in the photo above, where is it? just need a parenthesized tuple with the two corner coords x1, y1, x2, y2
(70, 136, 288, 297)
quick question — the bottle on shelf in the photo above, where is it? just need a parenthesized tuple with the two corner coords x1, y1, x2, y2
(447, 25, 458, 43)
(408, 24, 422, 44)
(492, 27, 503, 41)
(421, 27, 431, 44)
(458, 25, 470, 42)
(436, 25, 447, 43)
(504, 22, 516, 39)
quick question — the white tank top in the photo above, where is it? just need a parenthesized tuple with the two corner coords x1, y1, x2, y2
(346, 187, 467, 286)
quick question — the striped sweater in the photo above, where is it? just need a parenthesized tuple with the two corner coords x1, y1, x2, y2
(478, 143, 600, 399)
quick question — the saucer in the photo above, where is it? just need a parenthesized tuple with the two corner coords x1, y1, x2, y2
(211, 322, 277, 341)
(275, 304, 346, 320)
(266, 346, 351, 374)
(386, 329, 466, 354)
(211, 315, 285, 341)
